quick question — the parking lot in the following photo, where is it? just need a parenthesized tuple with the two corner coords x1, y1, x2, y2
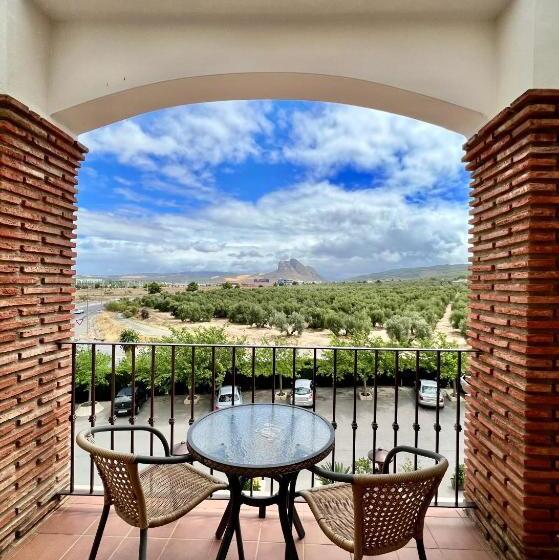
(73, 387, 465, 503)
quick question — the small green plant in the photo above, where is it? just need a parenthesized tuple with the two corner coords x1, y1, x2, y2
(400, 457, 422, 473)
(318, 461, 350, 485)
(242, 478, 262, 492)
(354, 457, 373, 474)
(451, 464, 465, 489)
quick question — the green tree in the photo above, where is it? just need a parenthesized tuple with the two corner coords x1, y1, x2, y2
(344, 312, 372, 336)
(75, 348, 112, 398)
(146, 282, 162, 294)
(247, 304, 268, 328)
(325, 311, 345, 335)
(385, 315, 413, 344)
(120, 329, 140, 355)
(186, 281, 199, 292)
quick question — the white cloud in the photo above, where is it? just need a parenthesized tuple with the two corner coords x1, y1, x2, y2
(81, 101, 273, 197)
(283, 104, 466, 195)
(77, 182, 468, 278)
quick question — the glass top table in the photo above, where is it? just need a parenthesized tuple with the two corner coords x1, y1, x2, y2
(186, 404, 335, 560)
(187, 403, 334, 476)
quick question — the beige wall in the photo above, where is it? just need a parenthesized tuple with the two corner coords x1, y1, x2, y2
(2, 0, 559, 136)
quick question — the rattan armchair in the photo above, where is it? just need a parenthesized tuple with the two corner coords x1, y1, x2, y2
(76, 426, 228, 560)
(300, 446, 448, 560)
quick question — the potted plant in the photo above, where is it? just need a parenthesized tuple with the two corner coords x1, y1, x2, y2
(317, 461, 350, 485)
(451, 464, 465, 490)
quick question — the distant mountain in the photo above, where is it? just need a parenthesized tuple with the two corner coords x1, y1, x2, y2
(223, 259, 324, 284)
(347, 264, 468, 282)
(77, 259, 324, 285)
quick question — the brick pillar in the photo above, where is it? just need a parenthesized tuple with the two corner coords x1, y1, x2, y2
(465, 90, 559, 560)
(0, 96, 86, 553)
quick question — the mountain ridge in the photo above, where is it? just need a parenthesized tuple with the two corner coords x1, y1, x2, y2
(347, 263, 468, 281)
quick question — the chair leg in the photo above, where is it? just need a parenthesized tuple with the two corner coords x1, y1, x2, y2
(89, 504, 110, 560)
(215, 501, 232, 539)
(416, 537, 427, 560)
(139, 528, 148, 560)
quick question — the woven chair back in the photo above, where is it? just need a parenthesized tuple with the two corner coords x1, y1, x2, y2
(353, 458, 448, 557)
(76, 430, 148, 528)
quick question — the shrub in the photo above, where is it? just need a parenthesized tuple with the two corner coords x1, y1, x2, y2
(146, 282, 162, 294)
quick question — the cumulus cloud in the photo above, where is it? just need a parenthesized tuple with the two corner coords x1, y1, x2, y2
(76, 182, 468, 279)
(82, 101, 273, 197)
(77, 101, 469, 278)
(283, 104, 466, 196)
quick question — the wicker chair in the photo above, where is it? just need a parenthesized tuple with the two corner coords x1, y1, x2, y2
(300, 446, 448, 560)
(76, 426, 228, 560)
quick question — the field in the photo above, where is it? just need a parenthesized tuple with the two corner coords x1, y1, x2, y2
(99, 279, 467, 346)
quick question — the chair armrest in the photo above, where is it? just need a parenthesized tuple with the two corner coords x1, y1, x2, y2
(135, 453, 194, 465)
(89, 425, 171, 456)
(309, 464, 354, 484)
(382, 446, 446, 474)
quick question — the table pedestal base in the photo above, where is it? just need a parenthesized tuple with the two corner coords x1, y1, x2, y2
(216, 473, 303, 560)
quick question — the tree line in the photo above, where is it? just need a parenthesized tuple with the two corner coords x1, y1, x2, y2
(107, 280, 466, 344)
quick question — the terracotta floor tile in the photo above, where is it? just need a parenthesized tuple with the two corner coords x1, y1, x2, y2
(426, 507, 461, 518)
(426, 518, 486, 550)
(159, 538, 213, 560)
(397, 548, 443, 559)
(37, 508, 99, 535)
(85, 512, 132, 538)
(60, 535, 123, 560)
(402, 530, 437, 550)
(209, 539, 259, 560)
(7, 533, 79, 560)
(173, 513, 224, 540)
(128, 521, 178, 539)
(65, 495, 106, 506)
(305, 543, 351, 560)
(109, 536, 167, 560)
(438, 550, 497, 560)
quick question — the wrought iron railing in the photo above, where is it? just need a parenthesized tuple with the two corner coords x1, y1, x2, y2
(62, 341, 473, 507)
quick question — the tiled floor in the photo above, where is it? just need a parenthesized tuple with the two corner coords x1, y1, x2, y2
(6, 497, 497, 560)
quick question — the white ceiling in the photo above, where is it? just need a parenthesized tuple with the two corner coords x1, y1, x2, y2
(33, 0, 511, 22)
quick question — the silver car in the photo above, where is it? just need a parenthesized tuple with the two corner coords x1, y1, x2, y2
(292, 379, 314, 407)
(417, 379, 445, 408)
(215, 385, 242, 410)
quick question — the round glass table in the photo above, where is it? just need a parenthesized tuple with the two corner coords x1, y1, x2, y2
(187, 404, 335, 560)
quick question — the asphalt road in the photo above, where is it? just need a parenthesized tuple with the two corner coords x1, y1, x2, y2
(72, 387, 465, 503)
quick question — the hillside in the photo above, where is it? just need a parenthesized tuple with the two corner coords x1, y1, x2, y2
(348, 264, 468, 282)
(223, 258, 324, 284)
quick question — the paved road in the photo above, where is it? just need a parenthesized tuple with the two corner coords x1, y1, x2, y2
(72, 387, 465, 504)
(73, 301, 104, 340)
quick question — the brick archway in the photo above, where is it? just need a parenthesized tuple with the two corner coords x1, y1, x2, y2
(1, 90, 558, 560)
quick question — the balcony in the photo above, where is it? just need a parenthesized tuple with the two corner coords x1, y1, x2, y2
(7, 496, 496, 560)
(1, 340, 500, 560)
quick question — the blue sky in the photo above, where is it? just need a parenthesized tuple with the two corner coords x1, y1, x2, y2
(77, 100, 469, 280)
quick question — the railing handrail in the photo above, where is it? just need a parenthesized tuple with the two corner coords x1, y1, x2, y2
(63, 340, 474, 353)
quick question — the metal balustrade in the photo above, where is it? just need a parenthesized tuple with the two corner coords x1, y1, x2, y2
(62, 341, 473, 508)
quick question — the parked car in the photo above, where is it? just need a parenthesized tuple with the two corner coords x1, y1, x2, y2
(215, 385, 242, 410)
(73, 308, 85, 314)
(114, 385, 148, 415)
(417, 379, 445, 408)
(292, 379, 314, 407)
